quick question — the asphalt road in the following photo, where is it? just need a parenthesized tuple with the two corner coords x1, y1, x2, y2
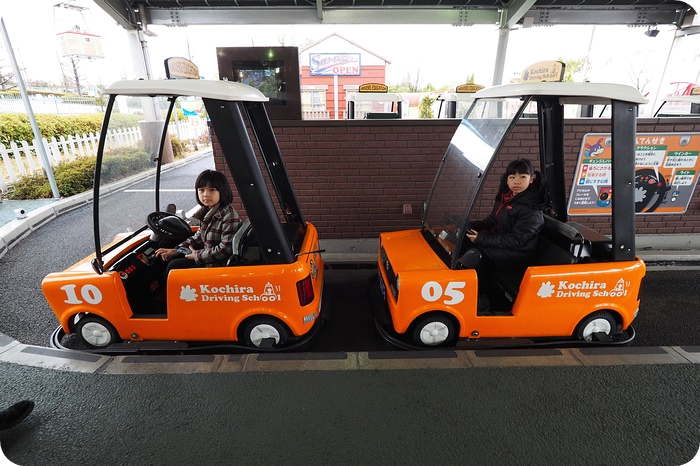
(1, 361, 699, 465)
(1, 154, 699, 350)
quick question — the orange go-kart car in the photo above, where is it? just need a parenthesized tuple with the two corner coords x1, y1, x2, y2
(375, 81, 647, 348)
(42, 78, 324, 352)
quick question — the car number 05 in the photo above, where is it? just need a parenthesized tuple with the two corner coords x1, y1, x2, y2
(421, 281, 465, 305)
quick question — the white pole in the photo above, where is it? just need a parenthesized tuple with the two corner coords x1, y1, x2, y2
(1, 17, 60, 199)
(492, 27, 510, 86)
(334, 75, 339, 120)
(649, 28, 679, 117)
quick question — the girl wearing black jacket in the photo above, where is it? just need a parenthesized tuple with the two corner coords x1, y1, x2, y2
(465, 158, 549, 272)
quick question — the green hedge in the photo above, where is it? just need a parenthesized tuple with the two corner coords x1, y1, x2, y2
(0, 113, 142, 147)
(6, 147, 152, 200)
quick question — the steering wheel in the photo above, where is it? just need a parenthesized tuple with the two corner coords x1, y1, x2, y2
(147, 211, 192, 244)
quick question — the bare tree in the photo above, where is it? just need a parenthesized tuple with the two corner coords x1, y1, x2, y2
(59, 56, 86, 95)
(0, 60, 19, 91)
(629, 58, 653, 97)
(404, 67, 422, 92)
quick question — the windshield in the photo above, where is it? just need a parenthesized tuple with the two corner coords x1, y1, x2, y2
(423, 97, 526, 264)
(95, 95, 191, 257)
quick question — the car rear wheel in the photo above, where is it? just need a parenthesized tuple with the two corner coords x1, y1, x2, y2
(411, 313, 458, 347)
(241, 316, 290, 349)
(575, 311, 617, 342)
(75, 315, 120, 349)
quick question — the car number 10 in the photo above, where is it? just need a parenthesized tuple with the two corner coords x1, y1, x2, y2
(60, 284, 103, 305)
(421, 281, 466, 305)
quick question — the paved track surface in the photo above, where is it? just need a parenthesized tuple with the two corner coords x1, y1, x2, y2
(1, 361, 699, 465)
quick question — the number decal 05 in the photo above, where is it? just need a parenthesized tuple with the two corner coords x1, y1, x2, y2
(421, 281, 466, 305)
(60, 284, 103, 305)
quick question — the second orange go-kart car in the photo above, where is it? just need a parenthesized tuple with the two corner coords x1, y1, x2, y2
(374, 80, 647, 348)
(42, 76, 324, 352)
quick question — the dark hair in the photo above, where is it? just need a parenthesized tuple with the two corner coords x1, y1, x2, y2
(194, 169, 234, 207)
(496, 158, 541, 199)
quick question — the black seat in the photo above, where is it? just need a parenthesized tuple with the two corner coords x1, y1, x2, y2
(492, 235, 578, 304)
(226, 219, 251, 266)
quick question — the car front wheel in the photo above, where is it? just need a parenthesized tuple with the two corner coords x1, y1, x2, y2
(75, 315, 120, 349)
(410, 313, 458, 347)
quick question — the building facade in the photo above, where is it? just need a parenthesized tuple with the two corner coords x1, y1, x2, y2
(299, 33, 391, 120)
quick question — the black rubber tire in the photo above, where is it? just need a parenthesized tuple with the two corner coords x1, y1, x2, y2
(241, 316, 290, 348)
(75, 315, 120, 349)
(574, 311, 617, 342)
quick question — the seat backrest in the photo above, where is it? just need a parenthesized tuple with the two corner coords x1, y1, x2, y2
(541, 215, 591, 260)
(226, 219, 251, 266)
(534, 235, 577, 266)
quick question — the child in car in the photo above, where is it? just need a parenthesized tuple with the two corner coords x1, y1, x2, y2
(461, 158, 550, 309)
(155, 169, 241, 273)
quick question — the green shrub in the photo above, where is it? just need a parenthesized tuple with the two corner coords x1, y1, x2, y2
(101, 147, 152, 182)
(0, 113, 142, 146)
(170, 136, 185, 159)
(6, 146, 151, 200)
(53, 157, 96, 196)
(419, 95, 436, 119)
(6, 172, 54, 199)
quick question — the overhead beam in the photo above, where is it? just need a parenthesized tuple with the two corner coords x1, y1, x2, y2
(523, 7, 686, 27)
(92, 0, 690, 29)
(92, 0, 138, 30)
(145, 7, 501, 26)
(503, 0, 537, 28)
(142, 5, 686, 27)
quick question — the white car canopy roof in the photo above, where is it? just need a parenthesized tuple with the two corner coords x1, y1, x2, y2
(438, 93, 476, 102)
(661, 95, 700, 104)
(104, 79, 268, 102)
(346, 93, 404, 102)
(474, 82, 647, 105)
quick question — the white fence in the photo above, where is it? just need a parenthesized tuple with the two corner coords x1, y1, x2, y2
(0, 119, 209, 193)
(302, 110, 331, 119)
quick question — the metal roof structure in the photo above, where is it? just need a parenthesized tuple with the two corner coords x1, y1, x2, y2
(94, 0, 697, 31)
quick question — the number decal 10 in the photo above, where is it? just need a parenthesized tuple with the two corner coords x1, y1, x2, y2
(60, 284, 103, 305)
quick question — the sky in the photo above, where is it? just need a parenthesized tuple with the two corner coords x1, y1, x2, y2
(1, 0, 700, 114)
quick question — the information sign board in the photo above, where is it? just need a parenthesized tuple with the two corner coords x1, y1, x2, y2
(568, 133, 700, 215)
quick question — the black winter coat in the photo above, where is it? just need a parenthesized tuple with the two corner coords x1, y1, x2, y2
(470, 182, 548, 269)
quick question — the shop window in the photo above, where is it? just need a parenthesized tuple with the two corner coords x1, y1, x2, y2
(301, 90, 326, 111)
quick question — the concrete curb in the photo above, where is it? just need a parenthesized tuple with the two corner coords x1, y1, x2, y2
(2, 330, 699, 374)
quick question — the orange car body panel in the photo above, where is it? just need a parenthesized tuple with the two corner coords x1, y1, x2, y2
(378, 229, 645, 339)
(42, 223, 324, 342)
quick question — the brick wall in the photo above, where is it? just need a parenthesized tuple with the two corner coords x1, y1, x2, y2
(213, 117, 700, 238)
